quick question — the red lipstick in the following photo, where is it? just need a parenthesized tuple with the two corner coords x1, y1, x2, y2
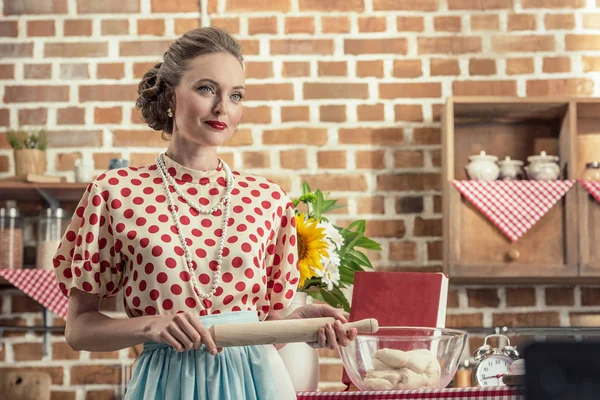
(205, 120, 227, 131)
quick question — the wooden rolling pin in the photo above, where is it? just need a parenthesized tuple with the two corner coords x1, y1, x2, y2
(208, 317, 379, 347)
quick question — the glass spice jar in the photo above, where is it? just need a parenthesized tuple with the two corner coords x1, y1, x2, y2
(0, 200, 23, 269)
(582, 162, 600, 181)
(36, 208, 68, 270)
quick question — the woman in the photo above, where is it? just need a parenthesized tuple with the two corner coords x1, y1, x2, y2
(53, 27, 357, 400)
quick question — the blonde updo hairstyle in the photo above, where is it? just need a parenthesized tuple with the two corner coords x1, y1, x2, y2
(136, 27, 244, 139)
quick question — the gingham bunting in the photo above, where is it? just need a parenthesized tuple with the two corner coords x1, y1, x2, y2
(296, 386, 523, 400)
(452, 180, 575, 242)
(578, 179, 600, 203)
(0, 269, 68, 319)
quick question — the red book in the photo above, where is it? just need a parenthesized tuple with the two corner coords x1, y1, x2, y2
(341, 271, 449, 388)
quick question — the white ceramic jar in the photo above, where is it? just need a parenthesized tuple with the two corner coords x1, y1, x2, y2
(498, 156, 524, 181)
(465, 151, 500, 181)
(525, 151, 560, 180)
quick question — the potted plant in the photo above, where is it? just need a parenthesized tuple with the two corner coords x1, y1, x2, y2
(7, 128, 48, 180)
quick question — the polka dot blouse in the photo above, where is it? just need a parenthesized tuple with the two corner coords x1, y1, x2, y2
(53, 154, 300, 320)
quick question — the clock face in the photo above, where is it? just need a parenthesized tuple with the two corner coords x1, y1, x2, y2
(475, 355, 513, 387)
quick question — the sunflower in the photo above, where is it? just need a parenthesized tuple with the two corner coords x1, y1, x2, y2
(295, 213, 329, 287)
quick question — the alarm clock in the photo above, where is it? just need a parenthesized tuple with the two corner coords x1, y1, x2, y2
(470, 334, 520, 387)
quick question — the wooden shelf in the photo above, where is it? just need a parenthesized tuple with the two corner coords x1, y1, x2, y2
(442, 96, 600, 283)
(0, 180, 88, 203)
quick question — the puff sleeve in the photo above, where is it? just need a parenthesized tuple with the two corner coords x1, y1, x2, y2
(263, 199, 299, 317)
(53, 181, 123, 299)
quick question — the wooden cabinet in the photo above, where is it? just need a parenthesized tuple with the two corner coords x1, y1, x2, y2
(442, 96, 600, 283)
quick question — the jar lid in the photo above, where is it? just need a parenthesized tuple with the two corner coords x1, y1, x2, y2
(527, 151, 559, 163)
(498, 156, 523, 166)
(468, 150, 497, 162)
(586, 161, 600, 169)
(41, 207, 64, 218)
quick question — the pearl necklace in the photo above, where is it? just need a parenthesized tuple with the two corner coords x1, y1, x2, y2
(155, 153, 234, 299)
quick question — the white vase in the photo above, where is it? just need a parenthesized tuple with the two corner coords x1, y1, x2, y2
(277, 291, 320, 391)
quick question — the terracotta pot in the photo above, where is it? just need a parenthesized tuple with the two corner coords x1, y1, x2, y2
(14, 149, 46, 179)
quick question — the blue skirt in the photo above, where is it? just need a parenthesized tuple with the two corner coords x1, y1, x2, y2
(125, 311, 296, 400)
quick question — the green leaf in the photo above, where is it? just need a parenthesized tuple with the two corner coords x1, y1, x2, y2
(330, 287, 351, 313)
(314, 189, 324, 220)
(302, 181, 312, 195)
(348, 220, 366, 235)
(319, 289, 344, 309)
(354, 236, 383, 251)
(347, 249, 373, 269)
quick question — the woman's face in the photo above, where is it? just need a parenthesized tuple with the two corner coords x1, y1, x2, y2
(172, 52, 245, 147)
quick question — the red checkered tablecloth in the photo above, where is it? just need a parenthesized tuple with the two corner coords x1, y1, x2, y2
(296, 387, 522, 400)
(452, 180, 575, 242)
(0, 269, 67, 319)
(578, 179, 600, 203)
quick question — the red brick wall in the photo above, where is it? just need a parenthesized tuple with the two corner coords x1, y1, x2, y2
(2, 0, 600, 396)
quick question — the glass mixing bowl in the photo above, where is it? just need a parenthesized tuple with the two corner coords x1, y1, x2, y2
(340, 327, 468, 391)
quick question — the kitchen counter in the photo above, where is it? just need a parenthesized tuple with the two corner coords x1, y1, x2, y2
(296, 386, 522, 399)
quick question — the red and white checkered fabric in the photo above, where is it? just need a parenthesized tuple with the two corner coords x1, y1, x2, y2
(452, 180, 575, 242)
(0, 269, 67, 319)
(578, 179, 600, 203)
(296, 386, 522, 400)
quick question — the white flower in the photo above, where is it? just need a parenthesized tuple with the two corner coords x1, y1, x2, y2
(318, 221, 344, 250)
(313, 253, 341, 291)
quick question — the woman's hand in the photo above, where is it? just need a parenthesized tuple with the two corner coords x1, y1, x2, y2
(287, 304, 358, 351)
(145, 312, 220, 355)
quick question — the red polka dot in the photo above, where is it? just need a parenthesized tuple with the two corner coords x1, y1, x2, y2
(152, 246, 163, 257)
(66, 231, 76, 242)
(223, 295, 234, 305)
(149, 225, 159, 234)
(92, 196, 102, 207)
(149, 289, 159, 300)
(163, 299, 173, 310)
(180, 271, 190, 282)
(205, 239, 216, 246)
(133, 197, 144, 205)
(222, 272, 233, 283)
(85, 232, 94, 243)
(171, 284, 182, 295)
(161, 234, 171, 243)
(187, 187, 198, 196)
(262, 201, 272, 209)
(136, 217, 147, 226)
(108, 177, 119, 185)
(201, 219, 212, 228)
(174, 246, 184, 256)
(245, 269, 254, 279)
(199, 273, 210, 284)
(251, 190, 260, 197)
(121, 188, 131, 197)
(196, 248, 207, 258)
(233, 205, 244, 213)
(185, 297, 197, 308)
(209, 188, 219, 196)
(246, 215, 256, 223)
(132, 297, 141, 307)
(146, 205, 156, 214)
(127, 230, 137, 240)
(158, 214, 169, 223)
(235, 282, 246, 291)
(156, 195, 166, 203)
(227, 236, 238, 243)
(232, 257, 243, 268)
(165, 258, 177, 268)
(237, 224, 247, 232)
(145, 306, 156, 315)
(242, 243, 252, 253)
(89, 214, 99, 225)
(82, 282, 93, 292)
(139, 280, 147, 291)
(157, 272, 168, 283)
(252, 283, 261, 293)
(285, 289, 294, 299)
(180, 216, 190, 225)
(192, 229, 202, 237)
(123, 209, 134, 219)
(111, 199, 122, 209)
(272, 191, 281, 200)
(242, 197, 252, 204)
(131, 178, 142, 186)
(273, 282, 284, 293)
(287, 253, 295, 264)
(143, 187, 154, 195)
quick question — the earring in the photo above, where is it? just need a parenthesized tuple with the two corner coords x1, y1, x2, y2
(167, 108, 173, 118)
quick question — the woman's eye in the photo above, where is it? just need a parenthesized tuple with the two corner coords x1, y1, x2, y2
(198, 86, 214, 94)
(231, 93, 244, 102)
